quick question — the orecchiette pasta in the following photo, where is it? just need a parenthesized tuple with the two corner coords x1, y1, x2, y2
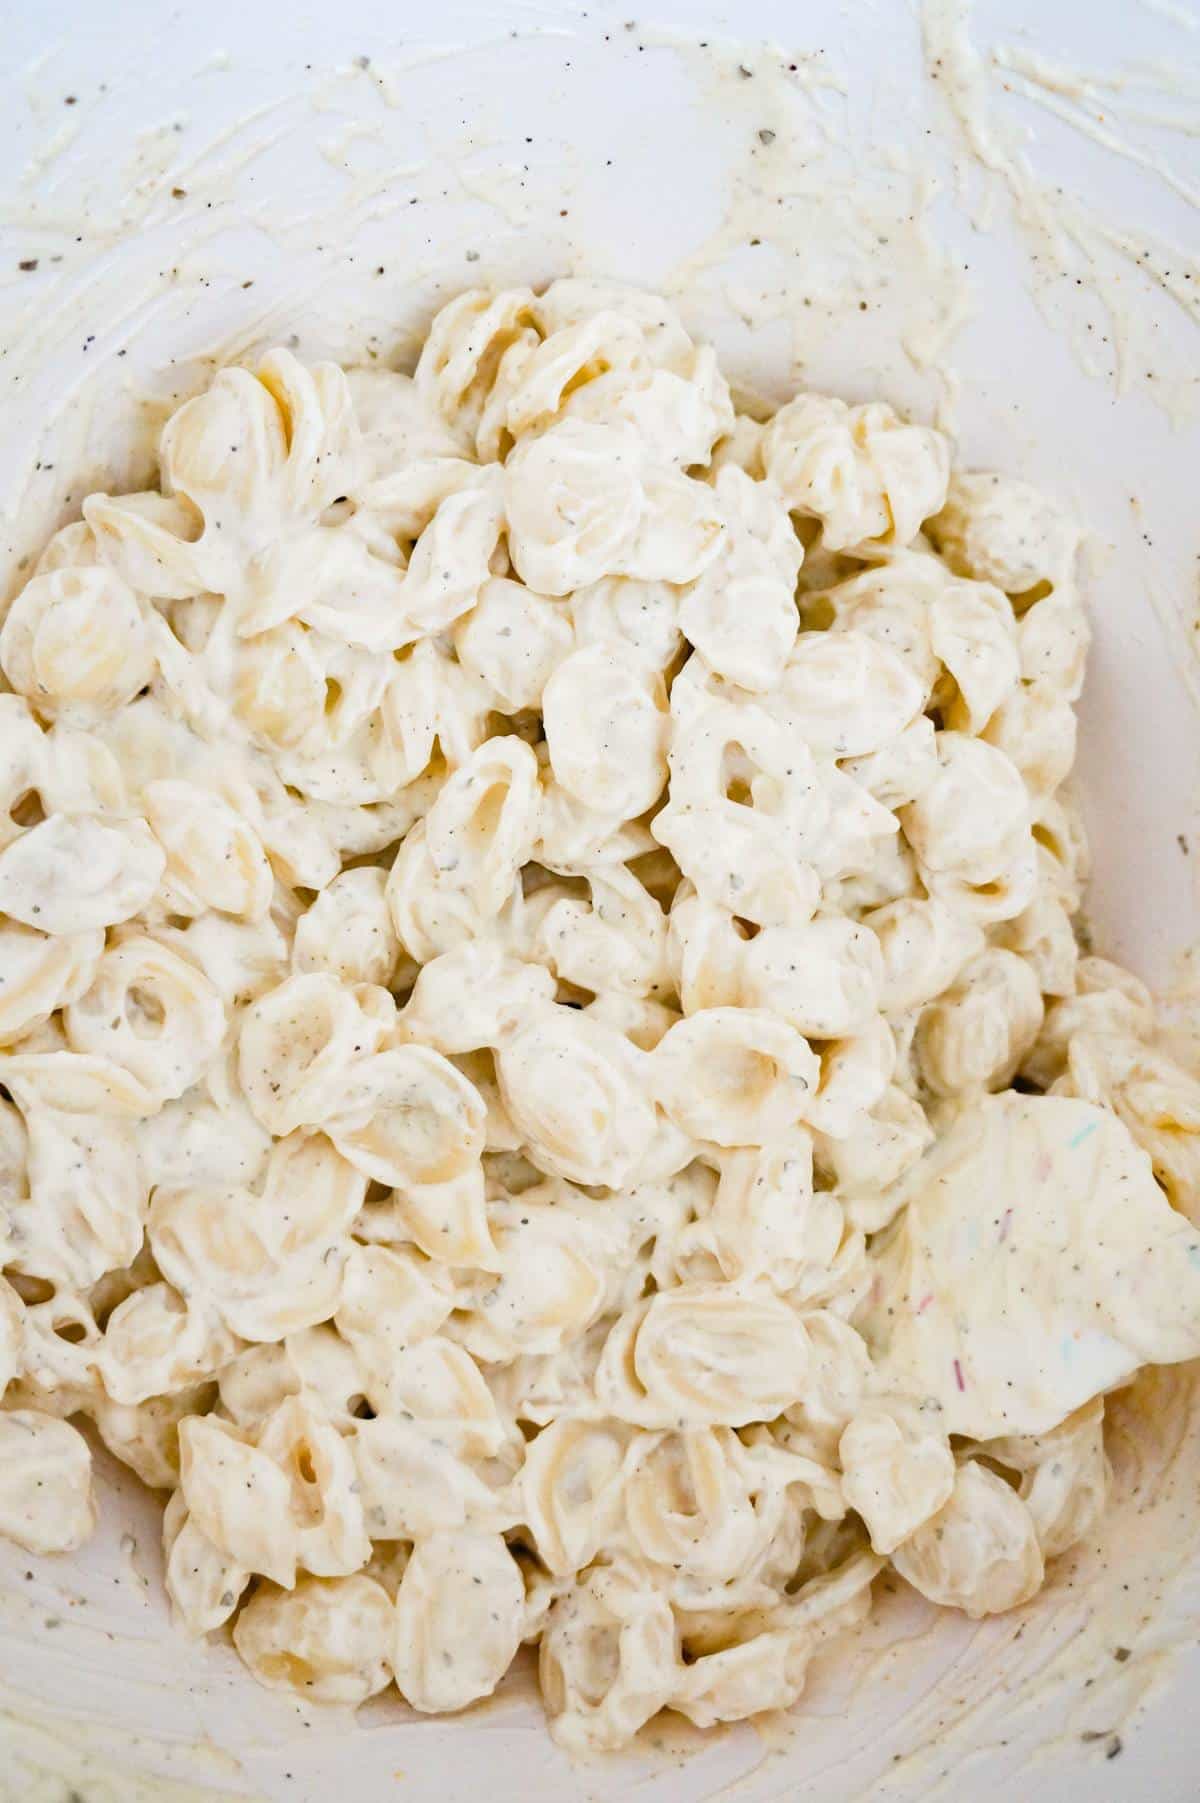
(64, 935, 227, 1106)
(914, 948, 1044, 1098)
(677, 466, 801, 691)
(94, 1383, 215, 1492)
(707, 1131, 840, 1292)
(866, 895, 984, 1014)
(654, 693, 824, 927)
(979, 1397, 1109, 1561)
(496, 1007, 658, 1185)
(520, 1417, 628, 1573)
(98, 1282, 236, 1406)
(541, 642, 669, 819)
(771, 630, 924, 759)
(530, 864, 670, 1001)
(334, 1242, 453, 1357)
(3, 1074, 148, 1293)
(650, 1007, 819, 1146)
(386, 737, 540, 961)
(927, 471, 1081, 598)
(144, 780, 274, 922)
(741, 916, 882, 1039)
(669, 1552, 880, 1727)
(0, 565, 155, 720)
(291, 866, 404, 988)
(1018, 589, 1090, 700)
(149, 1131, 364, 1340)
(763, 394, 949, 551)
(255, 1395, 372, 1577)
(233, 1573, 395, 1704)
(453, 575, 573, 712)
(569, 573, 682, 672)
(0, 1410, 96, 1553)
(237, 973, 393, 1137)
(839, 1400, 956, 1554)
(623, 1426, 779, 1590)
(324, 1043, 486, 1190)
(540, 1559, 678, 1751)
(0, 921, 104, 1046)
(0, 813, 165, 934)
(505, 419, 723, 596)
(351, 1413, 512, 1541)
(596, 1285, 812, 1428)
(1, 280, 1196, 1758)
(163, 1487, 250, 1634)
(159, 348, 355, 577)
(900, 732, 1030, 882)
(891, 1461, 1044, 1618)
(400, 939, 555, 1054)
(453, 1197, 623, 1360)
(178, 1414, 301, 1588)
(391, 1531, 526, 1713)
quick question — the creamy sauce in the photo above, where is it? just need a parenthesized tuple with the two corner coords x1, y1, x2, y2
(922, 0, 1200, 414)
(649, 33, 971, 432)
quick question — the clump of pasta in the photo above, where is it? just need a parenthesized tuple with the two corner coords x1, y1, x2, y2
(1, 279, 1199, 1753)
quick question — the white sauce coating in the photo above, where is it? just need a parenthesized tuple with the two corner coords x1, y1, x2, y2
(0, 279, 1198, 1754)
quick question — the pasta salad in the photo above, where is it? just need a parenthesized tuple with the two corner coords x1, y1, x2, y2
(1, 280, 1198, 1751)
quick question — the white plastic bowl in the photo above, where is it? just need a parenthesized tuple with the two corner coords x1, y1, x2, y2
(1, 2, 1198, 1798)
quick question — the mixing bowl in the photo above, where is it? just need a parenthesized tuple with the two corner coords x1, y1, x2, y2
(1, 1, 1197, 1797)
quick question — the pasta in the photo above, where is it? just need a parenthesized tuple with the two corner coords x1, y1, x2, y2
(1, 280, 1198, 1756)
